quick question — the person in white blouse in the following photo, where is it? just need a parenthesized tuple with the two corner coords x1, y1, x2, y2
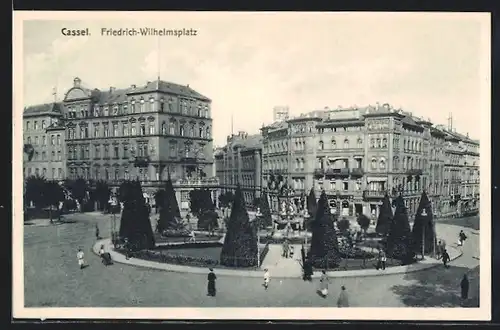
(77, 248, 85, 269)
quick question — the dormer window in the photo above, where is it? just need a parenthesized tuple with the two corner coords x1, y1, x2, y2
(113, 106, 118, 115)
(140, 98, 145, 113)
(94, 106, 100, 117)
(104, 107, 109, 116)
(130, 99, 136, 113)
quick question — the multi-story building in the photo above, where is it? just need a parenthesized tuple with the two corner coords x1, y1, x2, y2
(23, 77, 219, 210)
(23, 102, 66, 181)
(440, 129, 480, 216)
(258, 103, 480, 219)
(214, 131, 262, 206)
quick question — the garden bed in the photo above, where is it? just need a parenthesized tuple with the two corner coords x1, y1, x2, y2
(115, 242, 270, 270)
(155, 234, 222, 244)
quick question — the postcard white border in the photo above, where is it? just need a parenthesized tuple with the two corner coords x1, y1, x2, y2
(12, 11, 492, 321)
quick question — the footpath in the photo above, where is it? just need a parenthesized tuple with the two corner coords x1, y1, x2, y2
(92, 223, 465, 279)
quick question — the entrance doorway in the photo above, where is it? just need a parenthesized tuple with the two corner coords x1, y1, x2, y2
(355, 203, 363, 216)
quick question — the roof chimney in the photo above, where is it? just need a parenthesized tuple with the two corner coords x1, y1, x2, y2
(131, 84, 136, 89)
(187, 84, 190, 88)
(73, 77, 81, 87)
(466, 132, 469, 137)
(109, 86, 116, 93)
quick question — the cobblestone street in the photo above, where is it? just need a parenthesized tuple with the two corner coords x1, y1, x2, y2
(24, 213, 480, 307)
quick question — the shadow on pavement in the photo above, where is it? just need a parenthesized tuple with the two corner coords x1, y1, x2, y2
(391, 265, 480, 307)
(437, 216, 479, 231)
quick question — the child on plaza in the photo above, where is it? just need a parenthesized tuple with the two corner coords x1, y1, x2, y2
(263, 269, 270, 290)
(319, 270, 330, 298)
(442, 248, 450, 268)
(77, 248, 85, 269)
(458, 230, 467, 247)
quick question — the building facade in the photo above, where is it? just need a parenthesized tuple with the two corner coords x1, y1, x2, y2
(259, 104, 480, 219)
(23, 102, 66, 181)
(214, 131, 262, 206)
(23, 77, 219, 210)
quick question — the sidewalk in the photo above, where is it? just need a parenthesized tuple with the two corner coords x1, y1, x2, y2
(93, 238, 462, 279)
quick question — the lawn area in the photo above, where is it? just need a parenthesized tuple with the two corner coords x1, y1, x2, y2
(156, 246, 223, 260)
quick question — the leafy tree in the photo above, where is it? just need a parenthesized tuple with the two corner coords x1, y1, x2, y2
(189, 189, 215, 218)
(93, 180, 111, 211)
(118, 180, 155, 250)
(23, 144, 35, 161)
(220, 185, 258, 267)
(309, 191, 341, 269)
(411, 191, 436, 256)
(65, 178, 90, 211)
(337, 218, 351, 235)
(218, 191, 234, 208)
(154, 189, 166, 210)
(258, 192, 273, 229)
(44, 181, 65, 222)
(156, 178, 183, 233)
(306, 188, 317, 229)
(357, 213, 371, 235)
(25, 175, 47, 208)
(197, 209, 219, 232)
(386, 195, 415, 264)
(376, 193, 394, 236)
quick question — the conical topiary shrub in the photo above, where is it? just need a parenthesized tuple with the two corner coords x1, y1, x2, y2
(386, 195, 415, 264)
(306, 187, 317, 230)
(258, 192, 273, 229)
(156, 178, 184, 233)
(309, 190, 341, 269)
(411, 191, 436, 256)
(118, 180, 155, 251)
(220, 185, 258, 267)
(376, 193, 394, 236)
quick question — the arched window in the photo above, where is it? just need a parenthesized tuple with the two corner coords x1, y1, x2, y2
(180, 124, 185, 136)
(161, 121, 167, 135)
(41, 120, 46, 129)
(344, 139, 349, 149)
(371, 158, 377, 170)
(149, 122, 155, 135)
(199, 126, 203, 137)
(331, 139, 336, 149)
(206, 127, 211, 138)
(376, 138, 381, 148)
(393, 157, 398, 169)
(357, 138, 363, 148)
(319, 140, 324, 150)
(140, 124, 146, 135)
(169, 121, 176, 135)
(379, 158, 386, 170)
(382, 138, 387, 148)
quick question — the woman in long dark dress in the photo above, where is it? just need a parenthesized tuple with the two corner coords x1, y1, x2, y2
(207, 268, 217, 297)
(461, 274, 469, 300)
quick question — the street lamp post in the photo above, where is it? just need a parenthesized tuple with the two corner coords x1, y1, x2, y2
(421, 207, 428, 260)
(255, 207, 262, 267)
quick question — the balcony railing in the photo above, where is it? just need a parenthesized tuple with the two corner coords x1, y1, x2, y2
(324, 167, 350, 178)
(363, 190, 386, 199)
(132, 156, 150, 167)
(313, 168, 325, 178)
(406, 169, 423, 176)
(175, 177, 220, 187)
(350, 168, 364, 177)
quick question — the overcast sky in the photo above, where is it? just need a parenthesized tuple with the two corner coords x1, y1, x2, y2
(21, 12, 489, 146)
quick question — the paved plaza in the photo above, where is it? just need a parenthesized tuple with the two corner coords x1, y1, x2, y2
(24, 213, 480, 308)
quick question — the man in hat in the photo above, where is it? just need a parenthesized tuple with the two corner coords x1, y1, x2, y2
(263, 268, 270, 290)
(337, 285, 350, 307)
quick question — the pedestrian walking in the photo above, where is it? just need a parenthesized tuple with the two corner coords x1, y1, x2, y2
(337, 285, 350, 307)
(461, 274, 469, 300)
(207, 268, 217, 297)
(189, 230, 196, 243)
(436, 240, 443, 259)
(77, 248, 85, 269)
(442, 248, 450, 268)
(263, 268, 270, 290)
(95, 223, 100, 240)
(318, 270, 330, 298)
(99, 244, 105, 256)
(376, 249, 387, 270)
(458, 230, 467, 247)
(124, 238, 131, 260)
